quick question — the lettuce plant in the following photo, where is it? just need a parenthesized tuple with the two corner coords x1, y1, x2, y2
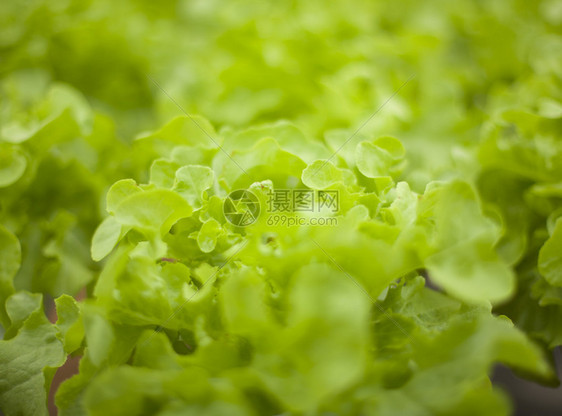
(1, 0, 561, 415)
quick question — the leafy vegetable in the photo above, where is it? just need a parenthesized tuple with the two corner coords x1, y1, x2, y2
(0, 292, 65, 416)
(1, 0, 561, 415)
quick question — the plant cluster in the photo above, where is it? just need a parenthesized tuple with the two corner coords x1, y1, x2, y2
(1, 0, 561, 415)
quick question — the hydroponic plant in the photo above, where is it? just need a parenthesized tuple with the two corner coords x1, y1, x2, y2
(1, 0, 561, 415)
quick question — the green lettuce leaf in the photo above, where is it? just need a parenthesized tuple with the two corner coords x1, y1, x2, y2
(0, 292, 65, 416)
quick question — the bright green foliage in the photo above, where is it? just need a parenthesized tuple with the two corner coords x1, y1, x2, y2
(539, 219, 562, 286)
(0, 292, 65, 416)
(173, 165, 215, 209)
(0, 145, 27, 187)
(54, 295, 84, 354)
(91, 216, 123, 262)
(113, 188, 193, 237)
(0, 225, 20, 327)
(424, 181, 516, 304)
(1, 0, 562, 415)
(196, 219, 223, 253)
